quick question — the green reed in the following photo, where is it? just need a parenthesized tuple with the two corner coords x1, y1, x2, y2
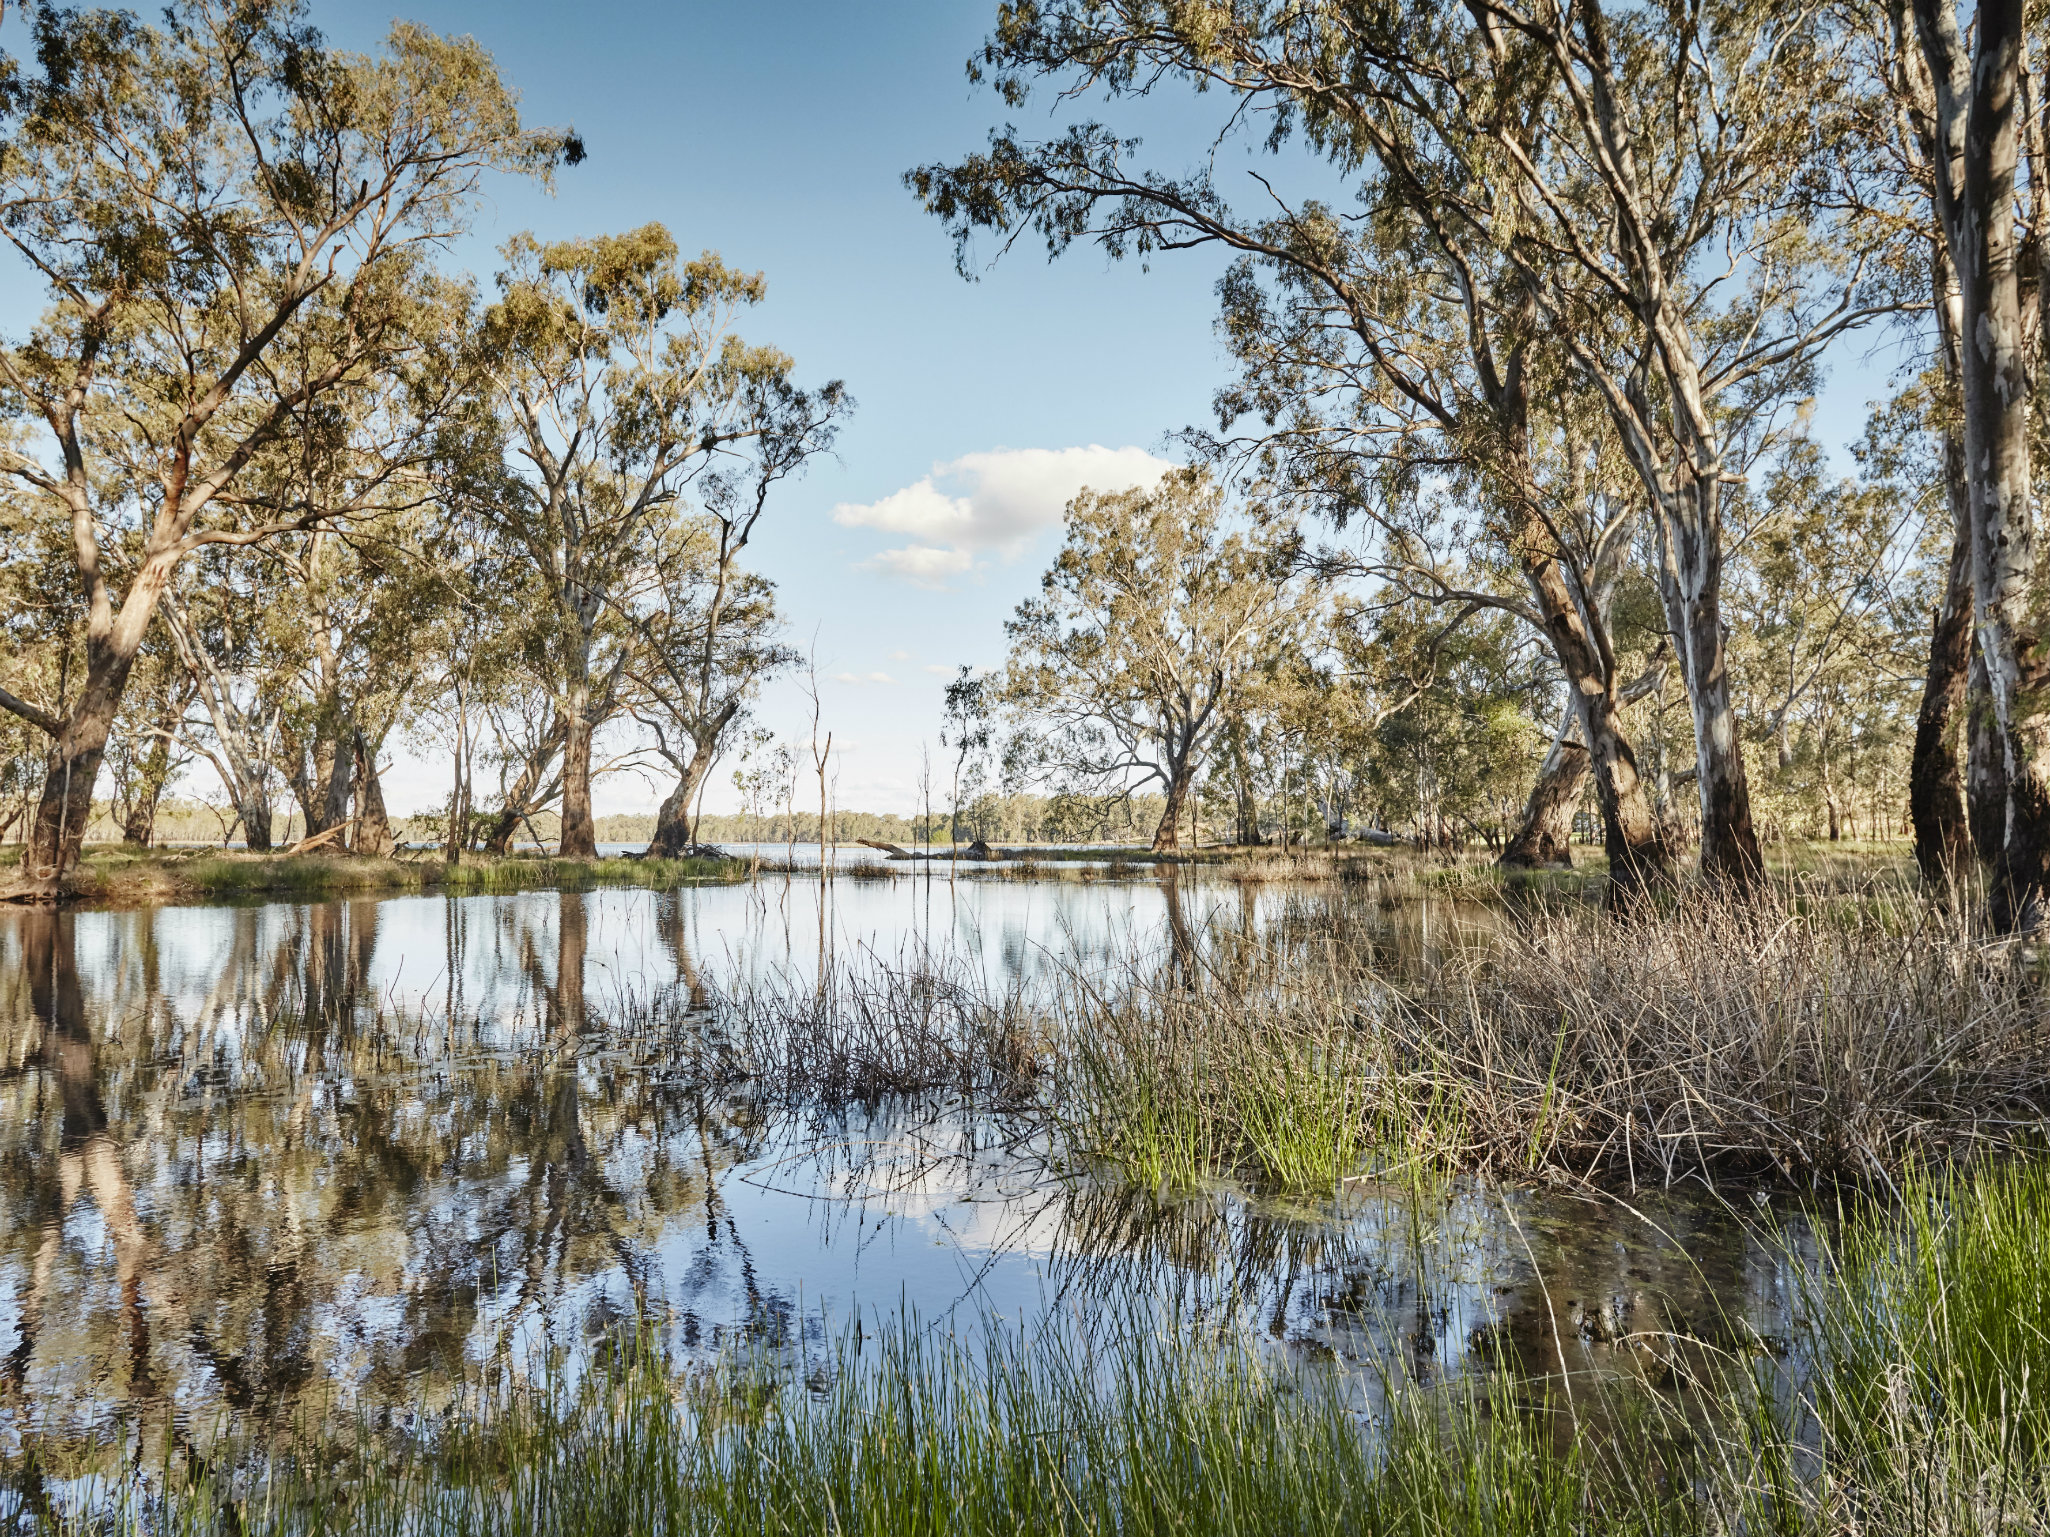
(21, 1158, 2050, 1534)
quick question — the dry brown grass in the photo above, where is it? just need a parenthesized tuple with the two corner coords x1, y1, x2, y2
(595, 886, 2048, 1191)
(1025, 888, 2050, 1190)
(1407, 892, 2050, 1184)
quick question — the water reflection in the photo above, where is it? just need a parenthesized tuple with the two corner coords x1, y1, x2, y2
(0, 876, 1798, 1450)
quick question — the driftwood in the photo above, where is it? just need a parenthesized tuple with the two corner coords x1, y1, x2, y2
(282, 822, 354, 857)
(856, 837, 1009, 862)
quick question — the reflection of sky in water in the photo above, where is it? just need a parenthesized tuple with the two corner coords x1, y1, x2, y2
(0, 881, 1803, 1446)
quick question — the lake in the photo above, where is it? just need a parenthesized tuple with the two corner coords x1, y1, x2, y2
(0, 870, 1809, 1457)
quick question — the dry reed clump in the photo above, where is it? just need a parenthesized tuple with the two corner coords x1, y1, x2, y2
(1038, 892, 2050, 1190)
(1415, 893, 2050, 1184)
(687, 952, 1046, 1106)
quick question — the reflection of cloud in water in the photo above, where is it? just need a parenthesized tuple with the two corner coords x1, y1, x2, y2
(0, 882, 1794, 1447)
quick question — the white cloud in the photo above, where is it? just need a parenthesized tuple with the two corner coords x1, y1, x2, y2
(859, 545, 976, 589)
(887, 649, 913, 662)
(921, 664, 956, 677)
(831, 671, 897, 686)
(833, 445, 1175, 575)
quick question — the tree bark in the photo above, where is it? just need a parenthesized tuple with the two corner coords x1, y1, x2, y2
(314, 726, 354, 845)
(1500, 706, 1586, 869)
(21, 704, 115, 892)
(1911, 422, 1976, 891)
(480, 713, 567, 856)
(647, 744, 718, 857)
(1652, 495, 1764, 889)
(120, 725, 176, 847)
(1151, 758, 1193, 852)
(558, 693, 597, 859)
(353, 731, 395, 857)
(1915, 0, 2045, 929)
(1495, 349, 1669, 898)
(1968, 645, 2009, 865)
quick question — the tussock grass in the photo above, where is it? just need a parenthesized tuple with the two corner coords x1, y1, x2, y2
(656, 949, 1046, 1106)
(1427, 893, 2050, 1184)
(1033, 890, 2049, 1192)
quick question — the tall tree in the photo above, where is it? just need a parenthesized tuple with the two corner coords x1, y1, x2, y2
(0, 0, 571, 893)
(1002, 470, 1310, 851)
(1909, 0, 2050, 927)
(475, 225, 843, 858)
(627, 388, 843, 858)
(914, 0, 1892, 890)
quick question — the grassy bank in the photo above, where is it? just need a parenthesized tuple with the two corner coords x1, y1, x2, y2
(5, 845, 747, 906)
(20, 1156, 2047, 1534)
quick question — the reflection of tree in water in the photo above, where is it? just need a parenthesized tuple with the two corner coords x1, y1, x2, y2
(0, 897, 781, 1437)
(1042, 1174, 1795, 1407)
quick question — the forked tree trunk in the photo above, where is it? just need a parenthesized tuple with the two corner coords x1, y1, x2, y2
(1525, 563, 1667, 897)
(1495, 361, 1668, 898)
(1911, 424, 1975, 891)
(647, 746, 717, 857)
(480, 714, 567, 856)
(354, 732, 394, 857)
(1654, 490, 1764, 889)
(1677, 512, 1762, 886)
(1500, 707, 1587, 869)
(120, 725, 176, 847)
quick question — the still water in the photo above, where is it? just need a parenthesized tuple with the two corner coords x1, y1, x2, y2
(0, 872, 1802, 1449)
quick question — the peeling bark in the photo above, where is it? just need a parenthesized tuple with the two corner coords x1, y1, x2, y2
(1911, 422, 1975, 891)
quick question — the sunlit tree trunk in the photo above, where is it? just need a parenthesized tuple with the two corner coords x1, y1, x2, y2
(558, 688, 598, 859)
(1150, 745, 1196, 853)
(648, 746, 717, 857)
(1501, 705, 1586, 869)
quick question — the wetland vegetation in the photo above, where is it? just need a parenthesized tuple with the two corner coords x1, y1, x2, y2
(2, 0, 2049, 1530)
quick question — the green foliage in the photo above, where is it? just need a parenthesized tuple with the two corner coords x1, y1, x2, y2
(1003, 468, 1314, 848)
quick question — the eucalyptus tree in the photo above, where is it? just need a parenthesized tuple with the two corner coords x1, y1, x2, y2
(1002, 469, 1312, 851)
(914, 0, 1892, 890)
(104, 650, 193, 847)
(475, 225, 845, 858)
(626, 387, 844, 858)
(941, 666, 994, 856)
(1902, 0, 2050, 925)
(0, 0, 572, 893)
(159, 562, 287, 849)
(1722, 443, 1923, 841)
